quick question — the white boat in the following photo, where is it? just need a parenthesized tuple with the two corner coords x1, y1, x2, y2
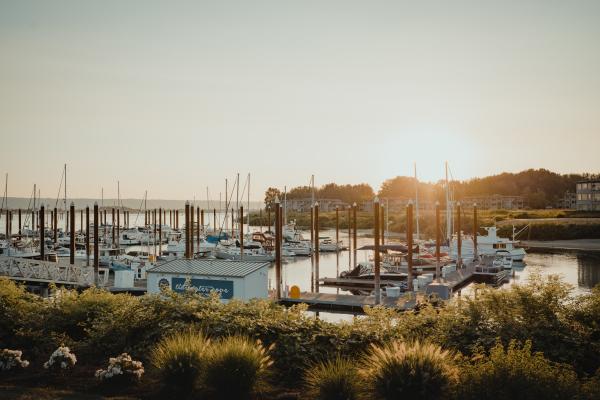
(450, 227, 526, 262)
(215, 243, 275, 262)
(318, 237, 344, 252)
(283, 241, 312, 256)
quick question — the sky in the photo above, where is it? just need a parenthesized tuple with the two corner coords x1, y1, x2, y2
(1, 0, 599, 201)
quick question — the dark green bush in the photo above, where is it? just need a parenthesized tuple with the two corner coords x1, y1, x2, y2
(360, 341, 457, 400)
(457, 340, 580, 400)
(201, 336, 272, 400)
(304, 356, 363, 400)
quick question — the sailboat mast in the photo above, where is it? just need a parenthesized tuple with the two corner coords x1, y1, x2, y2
(414, 162, 419, 240)
(247, 173, 250, 234)
(445, 161, 451, 242)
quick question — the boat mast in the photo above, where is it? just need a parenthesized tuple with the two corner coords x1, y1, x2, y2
(414, 162, 419, 241)
(247, 173, 250, 234)
(445, 161, 451, 242)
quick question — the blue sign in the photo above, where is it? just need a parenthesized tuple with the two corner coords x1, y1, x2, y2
(171, 277, 234, 299)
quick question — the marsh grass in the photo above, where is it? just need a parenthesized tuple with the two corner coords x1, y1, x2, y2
(361, 341, 458, 400)
(304, 356, 363, 400)
(150, 329, 209, 394)
(201, 336, 273, 400)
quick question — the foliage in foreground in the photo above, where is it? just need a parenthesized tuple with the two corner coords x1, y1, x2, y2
(201, 336, 273, 400)
(360, 341, 457, 400)
(457, 340, 579, 400)
(150, 329, 209, 393)
(1, 274, 600, 398)
(304, 357, 363, 400)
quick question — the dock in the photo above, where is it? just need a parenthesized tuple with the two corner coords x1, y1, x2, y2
(279, 292, 420, 313)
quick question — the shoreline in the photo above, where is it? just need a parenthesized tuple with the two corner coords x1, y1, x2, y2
(521, 239, 600, 252)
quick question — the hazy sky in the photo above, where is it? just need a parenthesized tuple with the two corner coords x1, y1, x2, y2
(1, 0, 599, 200)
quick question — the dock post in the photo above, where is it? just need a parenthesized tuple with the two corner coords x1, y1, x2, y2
(176, 209, 179, 230)
(275, 197, 281, 299)
(352, 203, 357, 269)
(407, 201, 414, 291)
(94, 203, 99, 285)
(374, 197, 381, 304)
(473, 203, 478, 261)
(86, 206, 90, 265)
(40, 205, 45, 259)
(314, 202, 319, 293)
(185, 202, 190, 259)
(117, 211, 120, 248)
(190, 206, 194, 256)
(347, 205, 351, 270)
(335, 206, 339, 250)
(213, 208, 216, 233)
(310, 206, 314, 247)
(380, 204, 385, 245)
(436, 201, 441, 282)
(31, 209, 35, 234)
(70, 202, 75, 265)
(53, 207, 58, 244)
(200, 209, 204, 234)
(112, 208, 115, 248)
(197, 207, 200, 249)
(457, 202, 462, 268)
(80, 210, 83, 235)
(153, 209, 157, 257)
(231, 208, 234, 239)
(240, 206, 244, 260)
(18, 209, 21, 240)
(158, 208, 162, 257)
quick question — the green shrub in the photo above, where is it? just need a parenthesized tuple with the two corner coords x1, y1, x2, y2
(360, 341, 457, 400)
(304, 356, 363, 400)
(150, 329, 209, 393)
(202, 336, 273, 400)
(457, 340, 580, 400)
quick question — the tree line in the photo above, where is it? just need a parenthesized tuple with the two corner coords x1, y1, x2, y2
(264, 169, 599, 209)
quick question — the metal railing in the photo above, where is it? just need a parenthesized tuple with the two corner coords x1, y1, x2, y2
(0, 256, 95, 287)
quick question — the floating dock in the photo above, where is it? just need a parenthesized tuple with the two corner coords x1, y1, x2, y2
(279, 292, 420, 313)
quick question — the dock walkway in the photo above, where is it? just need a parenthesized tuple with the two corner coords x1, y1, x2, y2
(279, 292, 420, 313)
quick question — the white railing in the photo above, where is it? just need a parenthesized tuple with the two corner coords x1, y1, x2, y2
(0, 256, 96, 287)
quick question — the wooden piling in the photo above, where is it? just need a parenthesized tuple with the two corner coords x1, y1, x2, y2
(436, 201, 441, 282)
(70, 202, 75, 265)
(86, 206, 90, 264)
(275, 199, 281, 299)
(153, 209, 157, 257)
(53, 207, 58, 244)
(80, 209, 83, 235)
(473, 203, 478, 260)
(267, 206, 271, 233)
(197, 207, 200, 249)
(457, 202, 462, 268)
(213, 208, 216, 233)
(347, 205, 351, 270)
(200, 209, 204, 234)
(374, 198, 381, 304)
(185, 202, 190, 258)
(93, 203, 99, 285)
(40, 206, 45, 259)
(18, 209, 21, 240)
(240, 206, 244, 261)
(190, 206, 194, 256)
(380, 205, 385, 245)
(158, 208, 162, 256)
(231, 208, 234, 238)
(352, 203, 357, 268)
(314, 202, 319, 293)
(407, 202, 413, 291)
(335, 206, 339, 248)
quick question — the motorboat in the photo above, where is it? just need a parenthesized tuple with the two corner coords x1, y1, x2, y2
(450, 226, 526, 262)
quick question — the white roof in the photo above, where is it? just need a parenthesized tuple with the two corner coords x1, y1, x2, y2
(146, 259, 269, 278)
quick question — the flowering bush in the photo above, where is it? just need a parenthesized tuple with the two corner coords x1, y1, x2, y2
(0, 349, 30, 371)
(44, 346, 77, 370)
(95, 353, 144, 382)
